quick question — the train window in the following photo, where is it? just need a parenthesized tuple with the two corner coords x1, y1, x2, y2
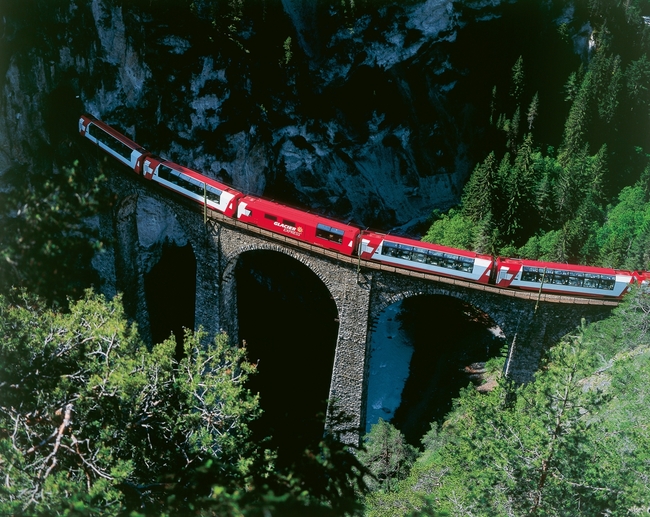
(316, 224, 344, 244)
(522, 267, 542, 282)
(568, 272, 584, 286)
(397, 245, 413, 260)
(158, 164, 175, 181)
(458, 257, 474, 272)
(88, 124, 133, 162)
(381, 242, 399, 257)
(599, 276, 615, 290)
(584, 274, 598, 288)
(540, 269, 608, 289)
(412, 251, 427, 263)
(283, 220, 296, 228)
(426, 250, 444, 266)
(555, 272, 570, 285)
(157, 165, 219, 204)
(205, 185, 222, 204)
(264, 214, 277, 221)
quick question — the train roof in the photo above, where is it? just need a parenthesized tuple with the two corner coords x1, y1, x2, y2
(240, 195, 358, 231)
(81, 114, 145, 151)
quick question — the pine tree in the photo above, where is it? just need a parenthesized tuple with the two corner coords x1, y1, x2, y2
(558, 71, 592, 168)
(527, 91, 539, 130)
(510, 55, 525, 103)
(502, 134, 537, 245)
(358, 419, 417, 493)
(461, 151, 499, 224)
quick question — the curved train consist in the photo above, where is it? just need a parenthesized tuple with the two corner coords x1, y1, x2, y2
(79, 114, 649, 299)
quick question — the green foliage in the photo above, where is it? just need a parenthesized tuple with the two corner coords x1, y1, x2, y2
(0, 290, 261, 515)
(0, 161, 106, 306)
(422, 209, 476, 251)
(0, 290, 371, 516)
(594, 185, 650, 269)
(365, 287, 650, 516)
(357, 419, 416, 493)
(424, 1, 650, 265)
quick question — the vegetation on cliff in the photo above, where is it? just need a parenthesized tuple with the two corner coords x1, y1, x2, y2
(424, 0, 650, 271)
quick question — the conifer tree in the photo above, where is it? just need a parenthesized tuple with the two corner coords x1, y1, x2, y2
(358, 419, 416, 493)
(527, 91, 539, 130)
(510, 55, 525, 103)
(461, 151, 499, 224)
(558, 72, 592, 168)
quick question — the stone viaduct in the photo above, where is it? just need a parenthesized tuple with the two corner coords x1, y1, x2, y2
(105, 176, 618, 444)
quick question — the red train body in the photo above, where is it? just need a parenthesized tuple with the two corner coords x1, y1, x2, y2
(236, 196, 360, 256)
(79, 114, 649, 300)
(79, 115, 149, 174)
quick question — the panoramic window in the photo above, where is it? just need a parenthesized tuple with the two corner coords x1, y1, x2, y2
(88, 124, 133, 162)
(381, 242, 474, 272)
(521, 267, 615, 290)
(156, 165, 221, 204)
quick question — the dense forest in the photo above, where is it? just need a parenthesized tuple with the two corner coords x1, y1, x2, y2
(1, 0, 650, 515)
(425, 0, 650, 272)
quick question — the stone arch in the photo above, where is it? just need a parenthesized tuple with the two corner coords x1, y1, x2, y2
(371, 285, 511, 340)
(366, 289, 508, 443)
(219, 241, 344, 343)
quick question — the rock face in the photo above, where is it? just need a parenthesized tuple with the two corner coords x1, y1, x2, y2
(0, 0, 587, 298)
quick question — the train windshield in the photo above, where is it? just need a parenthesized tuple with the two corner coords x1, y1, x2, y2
(157, 164, 222, 204)
(88, 124, 134, 162)
(521, 266, 615, 290)
(316, 224, 345, 244)
(381, 242, 474, 273)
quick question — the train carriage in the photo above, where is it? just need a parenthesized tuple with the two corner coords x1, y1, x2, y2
(495, 258, 635, 298)
(145, 156, 243, 218)
(79, 115, 149, 174)
(358, 231, 493, 283)
(236, 196, 360, 256)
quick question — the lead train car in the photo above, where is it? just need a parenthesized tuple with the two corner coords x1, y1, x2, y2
(236, 196, 360, 256)
(79, 115, 149, 174)
(143, 156, 243, 218)
(495, 258, 635, 298)
(358, 231, 493, 283)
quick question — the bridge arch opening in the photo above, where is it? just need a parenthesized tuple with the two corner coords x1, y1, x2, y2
(144, 242, 196, 357)
(366, 294, 505, 446)
(235, 249, 339, 466)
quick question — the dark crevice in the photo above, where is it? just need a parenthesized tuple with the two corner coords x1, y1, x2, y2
(235, 250, 338, 467)
(391, 295, 505, 446)
(144, 243, 196, 357)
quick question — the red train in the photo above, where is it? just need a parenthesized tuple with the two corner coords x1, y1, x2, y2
(79, 114, 649, 299)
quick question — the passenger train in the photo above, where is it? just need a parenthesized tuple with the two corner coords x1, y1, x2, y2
(79, 114, 650, 299)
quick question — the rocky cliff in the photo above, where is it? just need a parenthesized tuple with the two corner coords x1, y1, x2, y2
(0, 0, 587, 238)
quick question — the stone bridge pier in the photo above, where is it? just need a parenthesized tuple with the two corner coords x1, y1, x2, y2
(211, 219, 374, 443)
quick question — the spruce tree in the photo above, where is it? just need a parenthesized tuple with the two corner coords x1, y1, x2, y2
(461, 151, 499, 224)
(358, 419, 416, 493)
